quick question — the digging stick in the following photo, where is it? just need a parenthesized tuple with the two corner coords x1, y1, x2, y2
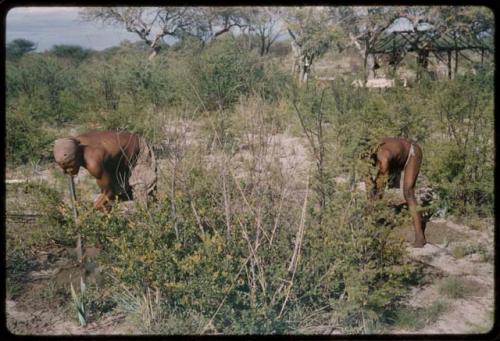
(68, 175, 78, 221)
(67, 175, 82, 262)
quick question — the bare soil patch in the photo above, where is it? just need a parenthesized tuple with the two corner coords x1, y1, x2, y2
(392, 218, 494, 334)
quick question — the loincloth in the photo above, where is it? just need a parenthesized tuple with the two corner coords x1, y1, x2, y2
(389, 144, 416, 189)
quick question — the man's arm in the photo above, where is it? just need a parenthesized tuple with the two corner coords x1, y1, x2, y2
(372, 150, 390, 199)
(83, 147, 115, 210)
(94, 172, 114, 210)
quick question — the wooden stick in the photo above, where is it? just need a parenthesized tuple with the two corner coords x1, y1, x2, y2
(68, 175, 78, 222)
(67, 175, 82, 263)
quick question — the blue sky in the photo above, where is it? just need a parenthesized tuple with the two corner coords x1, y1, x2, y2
(6, 7, 421, 52)
(6, 7, 142, 51)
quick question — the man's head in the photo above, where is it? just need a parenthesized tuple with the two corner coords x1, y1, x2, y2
(53, 138, 82, 176)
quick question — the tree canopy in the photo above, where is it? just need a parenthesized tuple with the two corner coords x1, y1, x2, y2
(7, 38, 37, 59)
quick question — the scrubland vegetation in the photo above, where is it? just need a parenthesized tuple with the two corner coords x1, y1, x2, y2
(6, 6, 494, 335)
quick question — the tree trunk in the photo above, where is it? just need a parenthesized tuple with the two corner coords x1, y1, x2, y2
(447, 50, 452, 80)
(300, 54, 313, 84)
(392, 32, 397, 73)
(260, 35, 266, 56)
(365, 53, 375, 82)
(265, 40, 272, 55)
(300, 58, 308, 83)
(148, 45, 161, 61)
(148, 49, 157, 61)
(290, 40, 301, 76)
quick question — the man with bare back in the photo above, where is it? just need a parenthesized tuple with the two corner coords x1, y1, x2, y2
(366, 137, 426, 247)
(53, 131, 156, 211)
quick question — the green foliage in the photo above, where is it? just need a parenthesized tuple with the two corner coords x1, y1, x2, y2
(60, 154, 417, 334)
(6, 108, 55, 165)
(6, 182, 72, 301)
(253, 61, 295, 102)
(284, 8, 339, 60)
(76, 57, 121, 112)
(6, 54, 81, 124)
(107, 52, 175, 111)
(437, 276, 474, 299)
(297, 193, 416, 333)
(6, 249, 31, 299)
(70, 277, 87, 326)
(386, 300, 447, 330)
(423, 73, 494, 216)
(50, 44, 94, 63)
(81, 283, 117, 323)
(450, 243, 487, 259)
(7, 38, 36, 60)
(29, 181, 78, 247)
(193, 37, 263, 111)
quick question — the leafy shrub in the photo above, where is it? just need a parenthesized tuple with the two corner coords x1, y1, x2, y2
(253, 61, 296, 102)
(76, 57, 121, 112)
(437, 276, 470, 299)
(6, 54, 81, 124)
(50, 44, 94, 63)
(114, 53, 176, 111)
(386, 300, 447, 330)
(192, 37, 263, 111)
(64, 153, 417, 334)
(424, 74, 494, 216)
(6, 108, 55, 165)
(294, 193, 416, 333)
(6, 38, 36, 60)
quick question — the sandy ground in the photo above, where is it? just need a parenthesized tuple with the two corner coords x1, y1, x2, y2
(5, 233, 131, 336)
(393, 218, 494, 334)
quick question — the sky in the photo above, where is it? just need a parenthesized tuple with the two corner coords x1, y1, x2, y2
(6, 7, 141, 51)
(6, 6, 419, 52)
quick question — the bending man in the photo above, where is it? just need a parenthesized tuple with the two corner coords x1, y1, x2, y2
(53, 131, 156, 210)
(367, 137, 425, 247)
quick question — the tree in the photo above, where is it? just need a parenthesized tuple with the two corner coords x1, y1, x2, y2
(7, 38, 37, 60)
(283, 7, 338, 83)
(330, 7, 399, 81)
(247, 7, 284, 56)
(50, 44, 94, 63)
(80, 7, 196, 60)
(190, 7, 253, 43)
(81, 7, 255, 60)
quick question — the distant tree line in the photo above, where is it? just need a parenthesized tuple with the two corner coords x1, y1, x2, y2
(80, 6, 494, 83)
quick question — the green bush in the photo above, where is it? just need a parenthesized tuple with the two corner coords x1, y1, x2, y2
(62, 153, 417, 334)
(295, 194, 415, 333)
(6, 54, 81, 125)
(6, 108, 55, 165)
(6, 38, 36, 60)
(424, 74, 494, 216)
(114, 53, 176, 111)
(437, 276, 470, 299)
(50, 44, 94, 64)
(193, 37, 263, 111)
(386, 300, 447, 330)
(76, 57, 121, 112)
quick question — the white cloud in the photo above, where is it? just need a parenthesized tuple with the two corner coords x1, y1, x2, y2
(8, 6, 81, 16)
(6, 6, 140, 51)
